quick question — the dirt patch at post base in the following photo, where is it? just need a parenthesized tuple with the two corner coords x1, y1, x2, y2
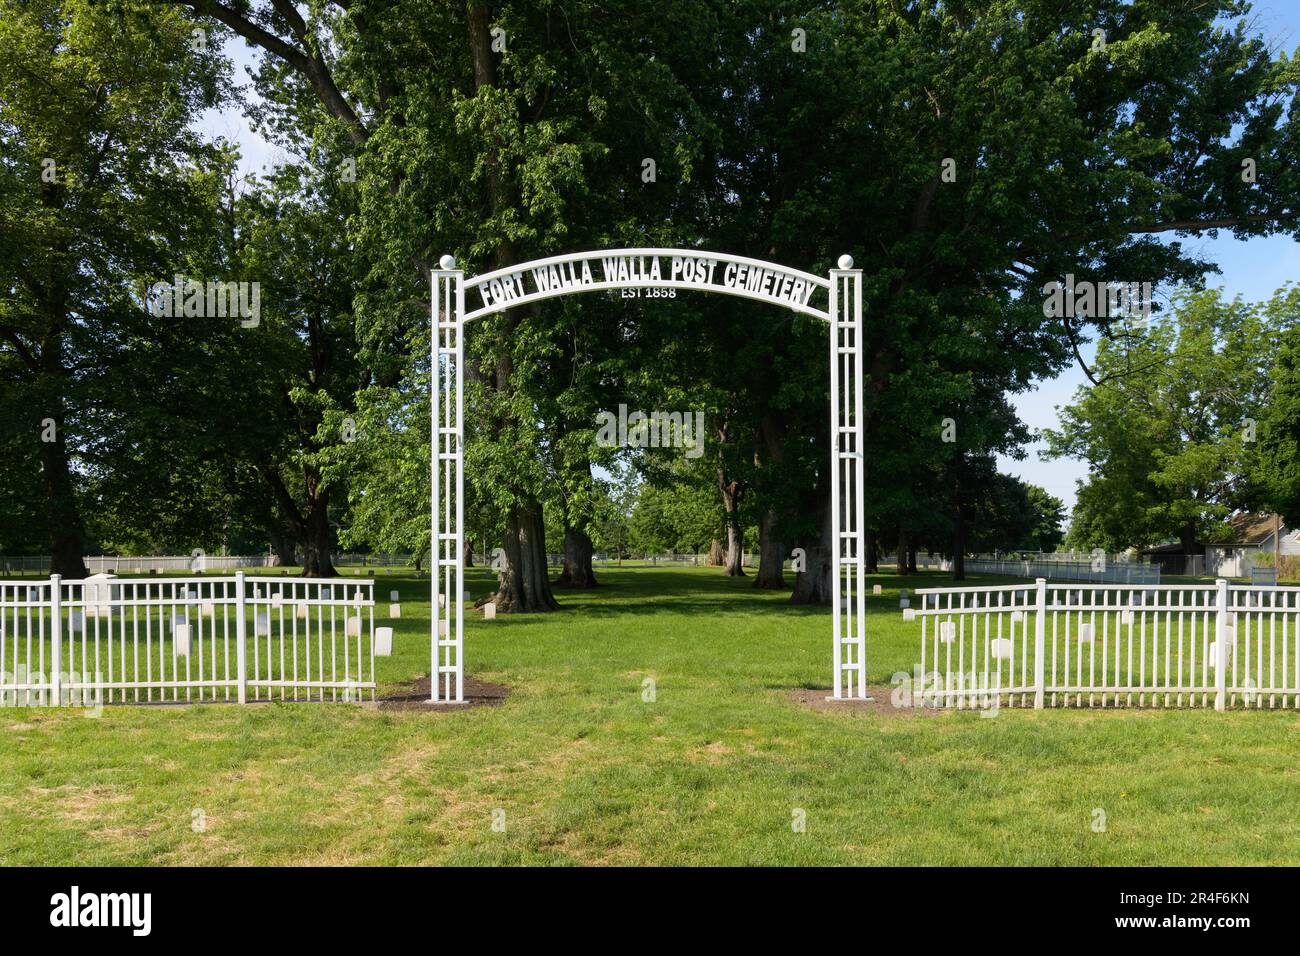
(786, 686, 950, 717)
(368, 675, 511, 712)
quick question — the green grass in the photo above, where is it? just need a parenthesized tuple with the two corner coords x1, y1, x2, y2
(1, 565, 1297, 865)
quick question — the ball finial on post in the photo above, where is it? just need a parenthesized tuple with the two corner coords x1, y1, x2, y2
(837, 254, 854, 270)
(439, 254, 457, 271)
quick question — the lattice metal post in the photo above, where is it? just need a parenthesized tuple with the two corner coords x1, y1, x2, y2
(431, 257, 466, 703)
(830, 255, 866, 699)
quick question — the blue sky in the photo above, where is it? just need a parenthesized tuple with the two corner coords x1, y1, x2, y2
(197, 3, 1300, 519)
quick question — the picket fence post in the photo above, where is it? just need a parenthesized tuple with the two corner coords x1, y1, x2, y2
(235, 570, 248, 704)
(49, 574, 61, 707)
(1214, 578, 1229, 712)
(1034, 577, 1046, 709)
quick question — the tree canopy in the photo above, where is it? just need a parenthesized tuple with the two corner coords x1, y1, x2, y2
(1, 0, 1297, 597)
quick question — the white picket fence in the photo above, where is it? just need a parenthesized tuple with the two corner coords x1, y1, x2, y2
(0, 573, 376, 707)
(909, 579, 1299, 710)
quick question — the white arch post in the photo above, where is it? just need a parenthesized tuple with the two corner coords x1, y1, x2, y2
(430, 257, 465, 703)
(830, 257, 867, 699)
(430, 249, 866, 704)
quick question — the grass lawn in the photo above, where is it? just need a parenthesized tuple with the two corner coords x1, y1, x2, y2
(1, 565, 1297, 866)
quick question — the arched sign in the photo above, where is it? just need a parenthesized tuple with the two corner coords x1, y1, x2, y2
(463, 248, 832, 322)
(429, 248, 867, 705)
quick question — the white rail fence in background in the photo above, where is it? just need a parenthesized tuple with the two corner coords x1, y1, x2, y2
(877, 554, 948, 571)
(0, 574, 376, 707)
(960, 557, 1160, 584)
(909, 579, 1299, 711)
(0, 554, 416, 575)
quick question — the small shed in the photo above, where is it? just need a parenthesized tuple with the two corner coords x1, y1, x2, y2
(1206, 513, 1298, 578)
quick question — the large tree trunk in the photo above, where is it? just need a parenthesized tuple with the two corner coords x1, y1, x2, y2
(723, 522, 745, 576)
(264, 466, 336, 577)
(1179, 521, 1198, 559)
(752, 414, 786, 589)
(718, 468, 745, 576)
(555, 526, 599, 588)
(491, 501, 560, 612)
(951, 498, 967, 582)
(707, 538, 725, 566)
(753, 508, 785, 589)
(864, 530, 879, 574)
(35, 262, 88, 578)
(465, 6, 559, 614)
(791, 496, 832, 604)
(300, 483, 336, 577)
(39, 414, 88, 579)
(897, 525, 914, 576)
(268, 529, 296, 567)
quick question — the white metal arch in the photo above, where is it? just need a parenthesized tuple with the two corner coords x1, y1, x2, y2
(430, 248, 867, 704)
(461, 248, 833, 323)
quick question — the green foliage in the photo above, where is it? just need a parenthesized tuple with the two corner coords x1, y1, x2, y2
(0, 0, 232, 557)
(1048, 287, 1296, 550)
(1023, 484, 1068, 552)
(1246, 287, 1300, 526)
(628, 476, 719, 555)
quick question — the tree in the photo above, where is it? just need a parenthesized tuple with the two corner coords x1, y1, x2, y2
(721, 0, 1300, 596)
(1241, 287, 1300, 525)
(178, 0, 725, 609)
(230, 166, 364, 576)
(1022, 485, 1067, 553)
(628, 474, 718, 555)
(1045, 288, 1291, 552)
(0, 0, 230, 574)
(158, 0, 1299, 608)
